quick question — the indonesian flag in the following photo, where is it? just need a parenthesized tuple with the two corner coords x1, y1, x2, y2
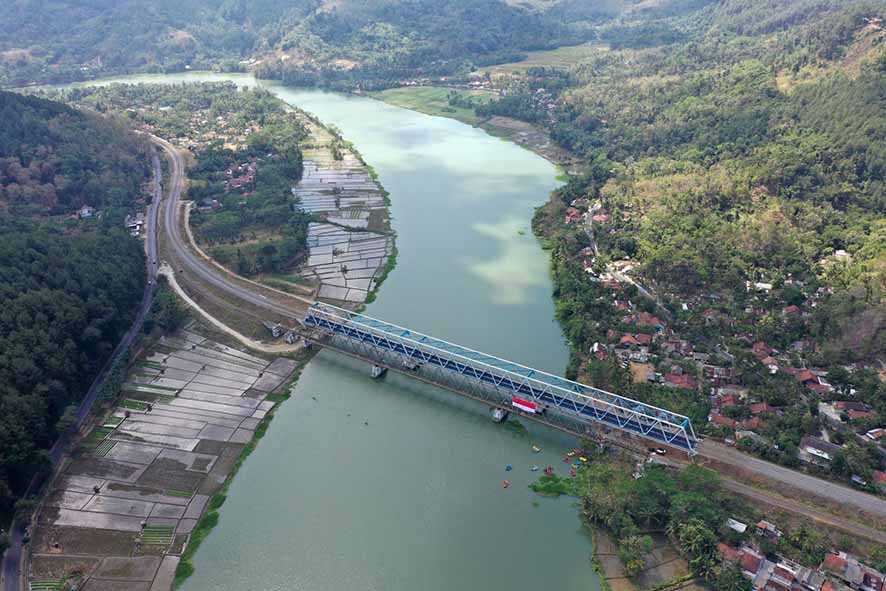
(511, 396, 538, 414)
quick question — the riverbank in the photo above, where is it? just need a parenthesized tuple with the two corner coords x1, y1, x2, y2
(367, 85, 583, 174)
(24, 321, 309, 591)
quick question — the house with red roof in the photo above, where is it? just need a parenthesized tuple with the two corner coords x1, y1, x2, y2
(750, 402, 776, 416)
(741, 417, 763, 431)
(564, 207, 583, 224)
(718, 543, 743, 563)
(795, 369, 818, 384)
(664, 373, 697, 390)
(635, 311, 665, 331)
(635, 333, 653, 346)
(740, 548, 764, 579)
(848, 409, 877, 421)
(752, 341, 774, 358)
(710, 412, 737, 430)
(619, 335, 642, 347)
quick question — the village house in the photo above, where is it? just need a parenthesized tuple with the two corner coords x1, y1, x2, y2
(798, 436, 842, 467)
(564, 207, 583, 224)
(124, 212, 145, 236)
(664, 372, 698, 390)
(717, 384, 750, 400)
(633, 311, 666, 332)
(78, 204, 96, 219)
(710, 412, 738, 430)
(756, 520, 783, 541)
(821, 552, 885, 591)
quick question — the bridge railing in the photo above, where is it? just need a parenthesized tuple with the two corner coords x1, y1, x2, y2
(303, 302, 698, 453)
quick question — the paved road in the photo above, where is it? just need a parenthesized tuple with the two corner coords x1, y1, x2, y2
(700, 440, 886, 519)
(149, 135, 308, 321)
(1, 153, 162, 591)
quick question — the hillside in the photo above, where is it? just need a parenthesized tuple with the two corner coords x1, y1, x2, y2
(0, 91, 148, 216)
(465, 0, 886, 487)
(0, 92, 147, 529)
(0, 0, 593, 86)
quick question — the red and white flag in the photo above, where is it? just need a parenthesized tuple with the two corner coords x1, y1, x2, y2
(511, 396, 538, 414)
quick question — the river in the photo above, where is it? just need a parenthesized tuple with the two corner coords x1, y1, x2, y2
(72, 72, 598, 591)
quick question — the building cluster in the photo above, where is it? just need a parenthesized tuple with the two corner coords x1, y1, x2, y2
(719, 532, 885, 591)
(572, 198, 883, 488)
(225, 160, 257, 192)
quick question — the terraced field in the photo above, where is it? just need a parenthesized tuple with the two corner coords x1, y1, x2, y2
(27, 327, 299, 591)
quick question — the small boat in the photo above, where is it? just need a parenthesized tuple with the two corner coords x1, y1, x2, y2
(544, 466, 554, 476)
(579, 456, 588, 463)
(502, 480, 510, 488)
(566, 451, 576, 457)
(531, 445, 541, 453)
(531, 465, 539, 472)
(505, 464, 513, 472)
(569, 467, 576, 477)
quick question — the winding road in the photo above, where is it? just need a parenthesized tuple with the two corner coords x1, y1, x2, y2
(149, 134, 310, 321)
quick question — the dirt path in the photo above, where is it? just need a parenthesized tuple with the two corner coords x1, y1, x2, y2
(160, 266, 302, 354)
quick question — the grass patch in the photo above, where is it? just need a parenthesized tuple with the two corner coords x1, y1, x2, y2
(120, 399, 149, 411)
(82, 426, 114, 449)
(137, 361, 165, 370)
(29, 580, 63, 590)
(165, 489, 193, 498)
(142, 524, 174, 546)
(370, 86, 494, 126)
(529, 471, 585, 497)
(480, 42, 606, 74)
(365, 242, 398, 304)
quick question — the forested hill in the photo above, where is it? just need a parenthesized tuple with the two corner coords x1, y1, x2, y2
(0, 92, 147, 525)
(0, 0, 591, 86)
(0, 91, 148, 216)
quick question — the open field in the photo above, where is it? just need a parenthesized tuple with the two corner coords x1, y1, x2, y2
(371, 86, 495, 126)
(26, 326, 303, 591)
(480, 42, 608, 74)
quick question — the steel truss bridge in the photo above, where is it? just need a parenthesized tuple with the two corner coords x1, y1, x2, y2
(301, 302, 698, 455)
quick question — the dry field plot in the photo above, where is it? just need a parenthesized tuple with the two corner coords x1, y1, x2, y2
(28, 328, 297, 591)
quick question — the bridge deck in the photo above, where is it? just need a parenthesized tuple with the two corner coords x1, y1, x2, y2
(303, 303, 697, 453)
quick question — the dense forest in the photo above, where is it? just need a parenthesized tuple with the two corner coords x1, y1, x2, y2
(0, 218, 145, 520)
(0, 92, 147, 527)
(0, 91, 149, 216)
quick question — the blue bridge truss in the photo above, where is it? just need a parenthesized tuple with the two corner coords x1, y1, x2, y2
(302, 302, 698, 454)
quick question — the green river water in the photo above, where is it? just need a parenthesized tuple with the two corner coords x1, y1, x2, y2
(75, 73, 599, 591)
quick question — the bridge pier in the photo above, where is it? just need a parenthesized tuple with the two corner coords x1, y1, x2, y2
(490, 407, 509, 423)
